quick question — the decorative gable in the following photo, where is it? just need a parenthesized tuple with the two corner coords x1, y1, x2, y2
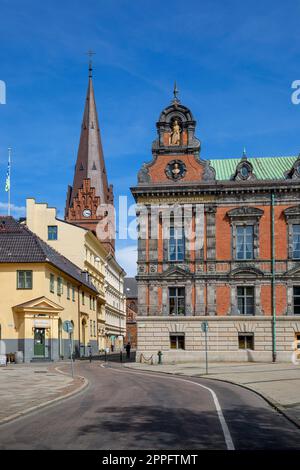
(137, 89, 216, 184)
(13, 296, 64, 313)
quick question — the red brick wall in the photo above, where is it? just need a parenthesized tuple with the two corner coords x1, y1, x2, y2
(216, 205, 289, 260)
(261, 285, 287, 316)
(148, 154, 204, 183)
(216, 285, 231, 316)
(216, 207, 232, 260)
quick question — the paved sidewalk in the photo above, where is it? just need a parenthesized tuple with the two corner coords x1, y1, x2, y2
(125, 361, 300, 426)
(0, 362, 87, 424)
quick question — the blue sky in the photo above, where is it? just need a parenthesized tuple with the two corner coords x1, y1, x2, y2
(0, 0, 300, 275)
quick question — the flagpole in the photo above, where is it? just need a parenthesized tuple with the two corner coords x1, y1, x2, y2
(7, 147, 11, 216)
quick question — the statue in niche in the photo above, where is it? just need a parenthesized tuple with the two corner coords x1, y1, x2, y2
(169, 119, 181, 145)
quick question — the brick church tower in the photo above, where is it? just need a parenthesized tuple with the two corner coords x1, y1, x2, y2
(65, 64, 115, 254)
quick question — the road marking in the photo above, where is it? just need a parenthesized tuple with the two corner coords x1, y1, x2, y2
(100, 364, 235, 450)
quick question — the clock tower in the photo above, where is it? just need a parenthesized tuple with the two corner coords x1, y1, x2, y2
(65, 64, 115, 254)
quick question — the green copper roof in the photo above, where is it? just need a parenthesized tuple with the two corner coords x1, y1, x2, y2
(210, 156, 298, 180)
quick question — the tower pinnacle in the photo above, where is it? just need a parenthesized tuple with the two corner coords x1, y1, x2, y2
(65, 65, 115, 254)
(173, 81, 180, 103)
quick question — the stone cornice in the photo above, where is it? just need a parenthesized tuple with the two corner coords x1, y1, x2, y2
(136, 315, 300, 321)
(131, 178, 300, 201)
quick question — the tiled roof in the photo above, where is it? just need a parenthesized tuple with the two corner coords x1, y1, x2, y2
(124, 277, 137, 298)
(0, 217, 98, 293)
(210, 155, 297, 180)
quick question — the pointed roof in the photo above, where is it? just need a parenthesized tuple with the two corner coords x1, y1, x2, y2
(70, 75, 109, 206)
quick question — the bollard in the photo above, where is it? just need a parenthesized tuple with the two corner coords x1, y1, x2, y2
(120, 350, 123, 363)
(157, 350, 163, 365)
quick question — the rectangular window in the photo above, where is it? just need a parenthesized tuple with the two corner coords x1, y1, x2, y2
(48, 225, 58, 240)
(170, 334, 185, 350)
(82, 291, 85, 305)
(169, 287, 185, 315)
(238, 333, 254, 350)
(49, 273, 55, 293)
(72, 286, 75, 302)
(67, 283, 70, 300)
(169, 216, 185, 262)
(293, 287, 300, 314)
(237, 287, 255, 315)
(293, 225, 300, 259)
(93, 321, 96, 337)
(57, 277, 63, 296)
(89, 295, 92, 310)
(17, 270, 32, 289)
(236, 225, 254, 260)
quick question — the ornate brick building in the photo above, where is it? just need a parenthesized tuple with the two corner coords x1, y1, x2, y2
(131, 90, 300, 363)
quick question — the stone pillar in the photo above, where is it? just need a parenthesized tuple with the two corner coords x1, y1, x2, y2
(183, 204, 193, 263)
(138, 282, 148, 316)
(161, 208, 170, 267)
(149, 284, 158, 316)
(148, 205, 158, 262)
(136, 207, 147, 274)
(195, 281, 205, 315)
(230, 285, 239, 315)
(207, 283, 216, 316)
(185, 280, 193, 316)
(162, 283, 168, 315)
(195, 203, 205, 260)
(205, 205, 217, 261)
(254, 283, 262, 315)
(287, 283, 293, 315)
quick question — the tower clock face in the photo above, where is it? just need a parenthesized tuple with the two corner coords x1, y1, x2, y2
(82, 209, 91, 218)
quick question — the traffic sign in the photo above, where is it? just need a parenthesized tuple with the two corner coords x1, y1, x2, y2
(63, 320, 73, 333)
(201, 321, 208, 333)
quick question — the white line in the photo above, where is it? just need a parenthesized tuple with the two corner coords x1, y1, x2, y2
(100, 364, 235, 450)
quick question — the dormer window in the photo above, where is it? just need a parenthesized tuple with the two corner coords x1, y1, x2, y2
(285, 154, 300, 179)
(231, 152, 256, 181)
(240, 164, 250, 179)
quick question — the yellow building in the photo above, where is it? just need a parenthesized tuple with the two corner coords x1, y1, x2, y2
(0, 216, 99, 362)
(26, 198, 126, 352)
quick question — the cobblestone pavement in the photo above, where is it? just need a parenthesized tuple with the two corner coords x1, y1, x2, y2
(0, 362, 86, 423)
(126, 361, 300, 426)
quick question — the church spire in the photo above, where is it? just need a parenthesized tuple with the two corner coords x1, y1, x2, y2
(71, 70, 110, 205)
(65, 65, 115, 254)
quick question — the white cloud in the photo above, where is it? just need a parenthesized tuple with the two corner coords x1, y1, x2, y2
(116, 244, 137, 277)
(0, 202, 26, 217)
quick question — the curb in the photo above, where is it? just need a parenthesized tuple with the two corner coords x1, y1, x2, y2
(0, 366, 89, 426)
(123, 364, 300, 430)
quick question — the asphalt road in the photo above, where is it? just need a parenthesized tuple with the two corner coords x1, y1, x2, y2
(0, 362, 300, 450)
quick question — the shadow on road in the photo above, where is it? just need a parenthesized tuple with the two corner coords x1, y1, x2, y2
(76, 402, 300, 450)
